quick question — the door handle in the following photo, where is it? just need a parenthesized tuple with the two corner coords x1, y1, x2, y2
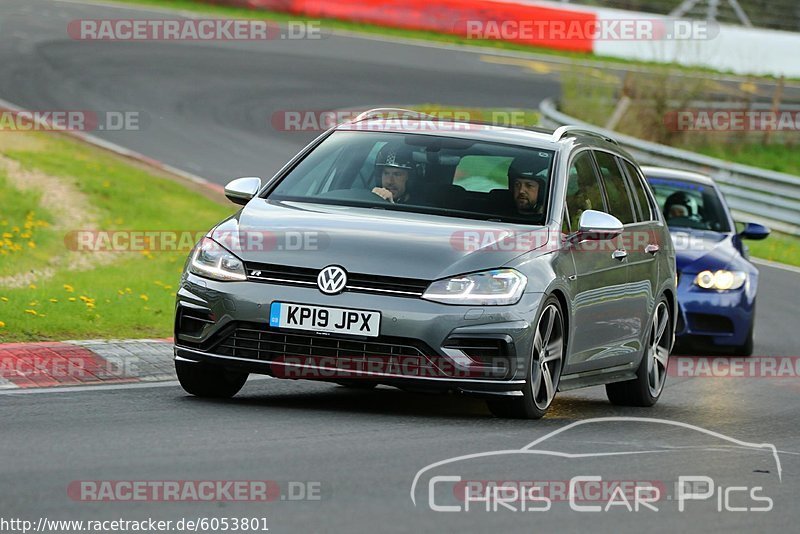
(644, 243, 660, 255)
(612, 249, 628, 261)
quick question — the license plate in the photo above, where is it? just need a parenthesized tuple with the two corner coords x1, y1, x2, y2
(269, 302, 381, 337)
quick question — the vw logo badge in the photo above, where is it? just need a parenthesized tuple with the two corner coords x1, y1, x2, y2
(317, 265, 347, 295)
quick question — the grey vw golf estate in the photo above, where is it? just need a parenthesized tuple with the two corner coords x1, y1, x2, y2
(174, 109, 676, 419)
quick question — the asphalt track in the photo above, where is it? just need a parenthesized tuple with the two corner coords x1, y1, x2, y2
(1, 1, 800, 532)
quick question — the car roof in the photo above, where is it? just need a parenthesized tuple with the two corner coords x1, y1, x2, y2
(336, 118, 563, 149)
(641, 165, 717, 186)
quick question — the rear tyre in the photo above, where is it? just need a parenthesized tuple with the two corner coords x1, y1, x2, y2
(606, 296, 671, 407)
(176, 360, 248, 398)
(487, 296, 564, 419)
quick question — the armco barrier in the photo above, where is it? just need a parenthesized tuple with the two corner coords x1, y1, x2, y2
(539, 98, 800, 236)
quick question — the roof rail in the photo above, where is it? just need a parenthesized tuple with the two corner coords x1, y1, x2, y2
(552, 125, 619, 145)
(351, 108, 437, 123)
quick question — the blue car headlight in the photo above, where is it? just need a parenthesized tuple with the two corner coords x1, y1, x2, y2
(422, 269, 527, 305)
(693, 269, 747, 291)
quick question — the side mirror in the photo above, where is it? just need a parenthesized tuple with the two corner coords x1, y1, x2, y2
(739, 222, 770, 240)
(575, 210, 624, 241)
(224, 177, 262, 206)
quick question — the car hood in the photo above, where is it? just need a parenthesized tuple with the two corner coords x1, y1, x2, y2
(670, 229, 737, 273)
(209, 199, 550, 280)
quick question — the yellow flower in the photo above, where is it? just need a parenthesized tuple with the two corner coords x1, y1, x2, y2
(139, 294, 149, 302)
(1, 297, 8, 302)
(0, 321, 5, 328)
(28, 284, 36, 289)
(49, 298, 58, 303)
(154, 280, 164, 286)
(24, 309, 38, 316)
(28, 301, 38, 306)
(163, 285, 172, 290)
(86, 302, 95, 309)
(63, 284, 74, 292)
(68, 297, 76, 302)
(125, 288, 132, 294)
(27, 242, 36, 249)
(2, 233, 12, 239)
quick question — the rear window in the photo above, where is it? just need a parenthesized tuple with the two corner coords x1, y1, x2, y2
(620, 159, 654, 221)
(594, 151, 635, 225)
(268, 131, 556, 225)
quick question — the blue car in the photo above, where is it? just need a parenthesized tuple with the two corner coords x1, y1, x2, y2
(643, 167, 769, 355)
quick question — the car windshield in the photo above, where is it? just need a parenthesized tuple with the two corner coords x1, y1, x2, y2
(267, 131, 555, 224)
(647, 176, 731, 232)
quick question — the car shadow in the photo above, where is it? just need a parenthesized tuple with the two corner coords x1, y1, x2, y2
(178, 381, 663, 421)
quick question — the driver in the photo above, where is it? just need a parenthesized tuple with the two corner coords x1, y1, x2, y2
(371, 145, 415, 204)
(663, 191, 693, 221)
(508, 156, 547, 216)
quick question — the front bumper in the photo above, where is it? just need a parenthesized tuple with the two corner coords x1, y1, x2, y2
(675, 276, 755, 347)
(174, 274, 543, 393)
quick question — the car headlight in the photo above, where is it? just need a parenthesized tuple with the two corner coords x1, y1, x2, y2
(693, 270, 747, 291)
(189, 237, 246, 281)
(422, 269, 527, 305)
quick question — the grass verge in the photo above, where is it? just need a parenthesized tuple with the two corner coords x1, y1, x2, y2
(743, 231, 800, 268)
(0, 132, 231, 342)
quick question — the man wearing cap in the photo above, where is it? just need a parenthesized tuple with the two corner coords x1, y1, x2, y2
(371, 145, 415, 204)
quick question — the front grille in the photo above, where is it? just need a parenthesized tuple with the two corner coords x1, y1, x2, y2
(245, 262, 428, 297)
(214, 322, 447, 378)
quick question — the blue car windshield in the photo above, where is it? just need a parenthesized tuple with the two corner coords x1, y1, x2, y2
(647, 177, 732, 233)
(267, 131, 555, 225)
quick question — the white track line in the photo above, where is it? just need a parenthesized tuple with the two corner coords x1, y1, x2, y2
(752, 258, 800, 275)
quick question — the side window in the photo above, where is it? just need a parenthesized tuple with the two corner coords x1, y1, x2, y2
(621, 159, 653, 221)
(594, 151, 635, 225)
(565, 151, 604, 231)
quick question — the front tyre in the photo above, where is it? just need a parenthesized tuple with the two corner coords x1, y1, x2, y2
(487, 296, 565, 419)
(176, 360, 248, 398)
(606, 297, 671, 407)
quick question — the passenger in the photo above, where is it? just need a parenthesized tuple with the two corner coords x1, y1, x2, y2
(508, 157, 546, 216)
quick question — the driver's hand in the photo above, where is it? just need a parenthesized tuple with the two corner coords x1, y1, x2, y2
(371, 187, 394, 203)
